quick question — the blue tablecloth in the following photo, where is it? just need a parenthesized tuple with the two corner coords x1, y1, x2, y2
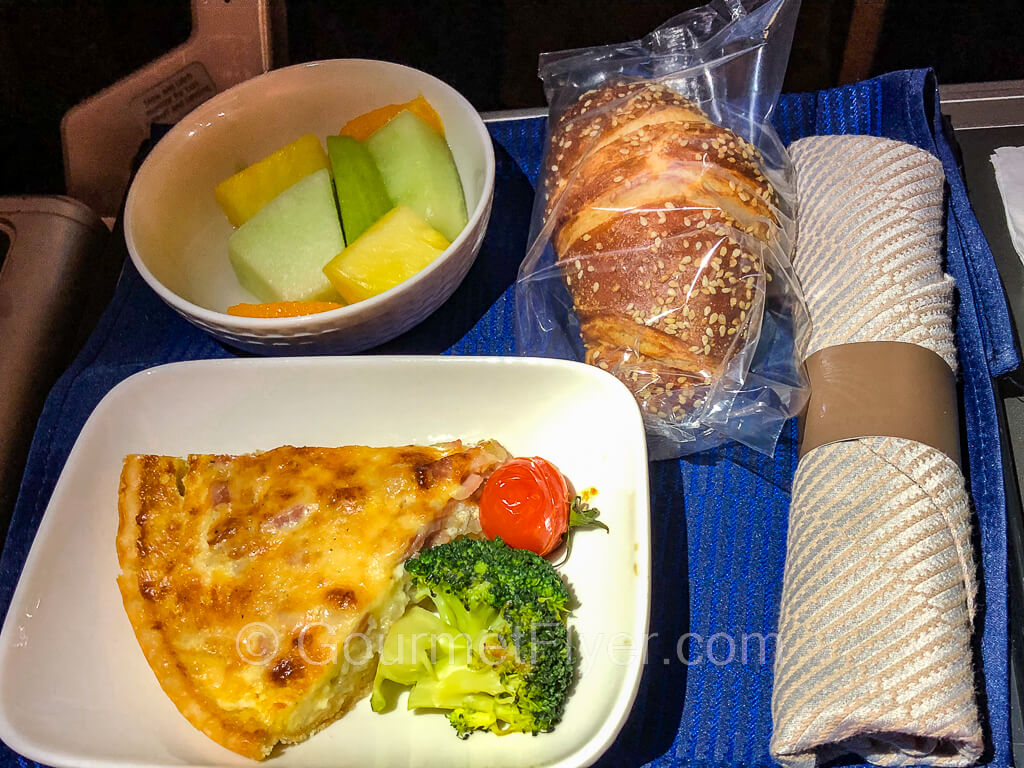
(1, 69, 1018, 768)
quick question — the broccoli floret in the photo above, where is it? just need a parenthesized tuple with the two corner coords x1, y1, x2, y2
(370, 537, 573, 737)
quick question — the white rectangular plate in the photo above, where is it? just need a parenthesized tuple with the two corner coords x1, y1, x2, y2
(0, 356, 650, 768)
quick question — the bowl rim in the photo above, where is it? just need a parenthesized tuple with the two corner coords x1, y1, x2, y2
(123, 58, 496, 330)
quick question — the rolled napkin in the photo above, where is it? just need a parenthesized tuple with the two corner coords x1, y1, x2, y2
(770, 136, 983, 768)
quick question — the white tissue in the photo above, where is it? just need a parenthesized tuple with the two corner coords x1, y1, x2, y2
(991, 146, 1024, 263)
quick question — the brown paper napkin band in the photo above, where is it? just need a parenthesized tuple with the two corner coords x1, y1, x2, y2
(798, 341, 960, 466)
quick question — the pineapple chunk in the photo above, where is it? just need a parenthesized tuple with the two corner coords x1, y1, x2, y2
(215, 134, 329, 227)
(322, 206, 449, 303)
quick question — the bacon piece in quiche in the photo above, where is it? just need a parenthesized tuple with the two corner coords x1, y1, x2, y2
(116, 441, 508, 759)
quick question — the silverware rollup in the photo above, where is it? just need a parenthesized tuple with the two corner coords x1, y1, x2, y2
(770, 135, 983, 768)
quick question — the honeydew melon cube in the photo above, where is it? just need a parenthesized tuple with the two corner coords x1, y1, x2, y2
(228, 169, 344, 303)
(326, 134, 393, 243)
(322, 205, 449, 304)
(366, 110, 468, 243)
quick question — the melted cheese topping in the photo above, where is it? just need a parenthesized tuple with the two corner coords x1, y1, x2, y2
(116, 442, 505, 758)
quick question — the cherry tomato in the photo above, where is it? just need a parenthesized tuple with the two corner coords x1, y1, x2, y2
(479, 457, 569, 555)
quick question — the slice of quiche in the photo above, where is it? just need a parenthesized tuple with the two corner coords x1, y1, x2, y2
(116, 440, 508, 759)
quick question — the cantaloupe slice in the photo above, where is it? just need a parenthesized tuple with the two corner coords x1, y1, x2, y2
(340, 95, 444, 141)
(226, 301, 343, 318)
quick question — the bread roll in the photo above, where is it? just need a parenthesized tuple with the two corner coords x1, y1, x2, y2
(542, 81, 781, 421)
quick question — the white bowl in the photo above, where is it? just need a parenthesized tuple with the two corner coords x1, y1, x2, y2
(124, 59, 495, 354)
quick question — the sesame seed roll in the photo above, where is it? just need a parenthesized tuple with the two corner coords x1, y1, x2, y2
(543, 81, 780, 420)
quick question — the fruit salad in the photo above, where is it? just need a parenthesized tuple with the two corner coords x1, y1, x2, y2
(214, 96, 469, 315)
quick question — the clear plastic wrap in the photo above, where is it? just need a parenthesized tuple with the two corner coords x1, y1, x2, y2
(516, 0, 809, 459)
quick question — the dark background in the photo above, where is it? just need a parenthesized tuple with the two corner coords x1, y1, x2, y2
(2, 0, 1024, 198)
